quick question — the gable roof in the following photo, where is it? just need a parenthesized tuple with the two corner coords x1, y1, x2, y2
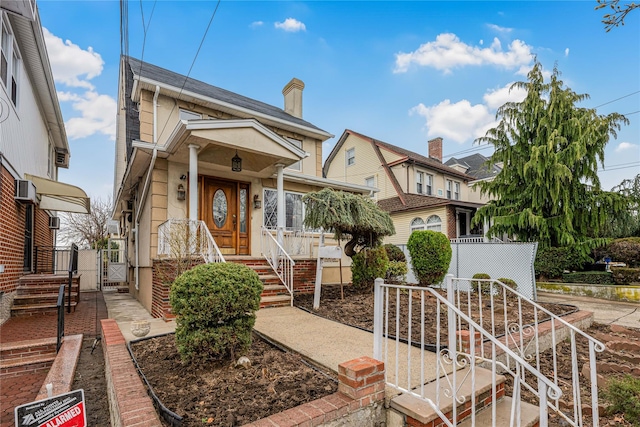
(324, 129, 473, 181)
(444, 153, 502, 180)
(378, 194, 483, 214)
(125, 56, 331, 139)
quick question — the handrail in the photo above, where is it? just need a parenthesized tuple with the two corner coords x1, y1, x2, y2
(198, 223, 225, 264)
(56, 284, 65, 353)
(261, 226, 295, 304)
(157, 219, 225, 264)
(449, 276, 605, 427)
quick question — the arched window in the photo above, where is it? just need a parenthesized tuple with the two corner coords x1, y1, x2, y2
(410, 217, 425, 232)
(426, 215, 442, 232)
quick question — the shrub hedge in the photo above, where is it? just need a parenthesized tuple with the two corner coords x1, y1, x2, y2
(351, 246, 389, 288)
(610, 267, 640, 285)
(562, 271, 614, 285)
(169, 262, 263, 363)
(603, 375, 640, 426)
(407, 230, 452, 285)
(535, 246, 592, 279)
(386, 260, 408, 282)
(497, 278, 518, 291)
(600, 237, 640, 268)
(472, 273, 492, 294)
(383, 243, 406, 263)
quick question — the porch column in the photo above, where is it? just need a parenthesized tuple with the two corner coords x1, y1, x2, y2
(483, 218, 489, 242)
(276, 164, 285, 246)
(188, 144, 199, 220)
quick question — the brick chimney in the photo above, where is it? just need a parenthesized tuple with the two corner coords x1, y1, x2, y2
(282, 78, 305, 118)
(428, 137, 443, 162)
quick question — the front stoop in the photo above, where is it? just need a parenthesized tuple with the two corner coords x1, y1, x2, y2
(389, 367, 540, 427)
(11, 274, 81, 316)
(227, 257, 292, 308)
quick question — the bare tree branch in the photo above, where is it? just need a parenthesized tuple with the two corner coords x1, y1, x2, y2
(58, 196, 113, 249)
(596, 0, 639, 31)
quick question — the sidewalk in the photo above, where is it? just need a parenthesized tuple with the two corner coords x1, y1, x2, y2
(537, 291, 640, 328)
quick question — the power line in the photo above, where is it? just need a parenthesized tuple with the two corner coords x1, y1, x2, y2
(443, 144, 493, 158)
(599, 163, 640, 173)
(593, 90, 640, 109)
(136, 0, 157, 78)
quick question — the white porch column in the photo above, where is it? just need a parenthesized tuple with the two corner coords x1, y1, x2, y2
(188, 144, 200, 220)
(483, 218, 490, 242)
(276, 164, 285, 246)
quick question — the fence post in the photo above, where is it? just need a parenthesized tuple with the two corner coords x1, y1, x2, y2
(373, 278, 384, 360)
(446, 274, 456, 353)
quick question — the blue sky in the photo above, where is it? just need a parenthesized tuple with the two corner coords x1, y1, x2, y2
(37, 0, 639, 203)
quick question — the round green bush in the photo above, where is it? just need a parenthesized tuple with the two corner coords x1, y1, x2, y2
(407, 230, 452, 285)
(169, 262, 263, 363)
(383, 244, 406, 263)
(497, 277, 518, 291)
(386, 260, 408, 283)
(472, 273, 492, 294)
(351, 246, 389, 289)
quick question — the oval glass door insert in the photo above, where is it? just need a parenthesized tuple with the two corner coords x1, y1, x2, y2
(213, 189, 228, 228)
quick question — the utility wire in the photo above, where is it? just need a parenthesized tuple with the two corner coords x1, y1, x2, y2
(593, 90, 640, 109)
(136, 0, 157, 78)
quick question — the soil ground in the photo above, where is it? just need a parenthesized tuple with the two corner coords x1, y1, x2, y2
(71, 338, 110, 425)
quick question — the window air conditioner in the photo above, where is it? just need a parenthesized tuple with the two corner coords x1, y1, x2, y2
(14, 180, 37, 203)
(49, 216, 60, 229)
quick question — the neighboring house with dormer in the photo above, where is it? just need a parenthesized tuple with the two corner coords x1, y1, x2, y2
(111, 57, 371, 316)
(323, 130, 486, 246)
(0, 2, 90, 322)
(444, 152, 502, 204)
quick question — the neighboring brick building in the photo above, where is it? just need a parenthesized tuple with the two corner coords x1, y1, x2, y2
(0, 2, 89, 323)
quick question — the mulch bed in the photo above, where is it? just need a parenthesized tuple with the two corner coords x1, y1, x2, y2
(130, 333, 338, 427)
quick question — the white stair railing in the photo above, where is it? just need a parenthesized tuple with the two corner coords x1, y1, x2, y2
(447, 275, 605, 427)
(373, 278, 562, 427)
(261, 226, 295, 304)
(158, 219, 225, 264)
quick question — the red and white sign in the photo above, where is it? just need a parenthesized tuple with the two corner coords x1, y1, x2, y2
(15, 389, 86, 427)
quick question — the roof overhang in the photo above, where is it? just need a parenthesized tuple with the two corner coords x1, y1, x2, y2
(112, 148, 153, 218)
(132, 76, 333, 141)
(282, 171, 376, 195)
(24, 174, 90, 214)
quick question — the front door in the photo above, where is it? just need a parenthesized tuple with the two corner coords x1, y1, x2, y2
(201, 177, 250, 255)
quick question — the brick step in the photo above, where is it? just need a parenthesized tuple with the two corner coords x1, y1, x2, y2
(261, 284, 290, 297)
(390, 367, 507, 427)
(457, 396, 539, 427)
(11, 302, 77, 316)
(260, 295, 291, 309)
(13, 293, 77, 306)
(17, 284, 79, 295)
(18, 274, 80, 286)
(0, 337, 57, 363)
(258, 274, 282, 285)
(0, 356, 56, 377)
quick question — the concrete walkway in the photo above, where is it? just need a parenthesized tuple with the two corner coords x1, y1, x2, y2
(537, 291, 640, 328)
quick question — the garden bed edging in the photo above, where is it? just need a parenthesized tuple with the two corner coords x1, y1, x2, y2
(537, 282, 640, 303)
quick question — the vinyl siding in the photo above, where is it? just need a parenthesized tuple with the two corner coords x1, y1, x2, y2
(384, 207, 448, 245)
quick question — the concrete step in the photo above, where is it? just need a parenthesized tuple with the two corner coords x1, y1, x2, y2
(260, 295, 291, 309)
(457, 396, 540, 427)
(390, 366, 506, 426)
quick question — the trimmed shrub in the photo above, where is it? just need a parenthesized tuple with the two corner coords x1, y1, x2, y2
(603, 375, 640, 426)
(351, 246, 389, 288)
(472, 273, 492, 294)
(383, 244, 406, 263)
(407, 230, 452, 285)
(535, 246, 592, 279)
(386, 260, 408, 283)
(562, 271, 614, 285)
(497, 278, 518, 291)
(610, 267, 640, 285)
(601, 237, 640, 268)
(170, 262, 263, 363)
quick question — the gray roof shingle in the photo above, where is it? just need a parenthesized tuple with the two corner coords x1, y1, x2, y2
(444, 153, 501, 180)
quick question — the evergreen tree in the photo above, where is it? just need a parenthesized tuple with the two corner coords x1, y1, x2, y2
(472, 60, 630, 250)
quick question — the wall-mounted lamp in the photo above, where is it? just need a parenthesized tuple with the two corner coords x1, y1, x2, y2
(253, 194, 262, 209)
(179, 174, 187, 181)
(177, 184, 186, 201)
(231, 150, 242, 172)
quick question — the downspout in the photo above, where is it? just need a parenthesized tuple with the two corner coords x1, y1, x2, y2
(134, 85, 160, 290)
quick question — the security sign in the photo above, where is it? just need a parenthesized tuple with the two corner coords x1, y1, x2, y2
(15, 389, 86, 427)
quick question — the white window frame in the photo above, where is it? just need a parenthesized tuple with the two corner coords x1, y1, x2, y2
(1, 15, 20, 108)
(416, 171, 424, 194)
(263, 188, 306, 231)
(346, 148, 355, 167)
(446, 180, 452, 199)
(286, 138, 303, 172)
(426, 174, 433, 196)
(454, 182, 460, 200)
(410, 217, 425, 232)
(426, 215, 442, 232)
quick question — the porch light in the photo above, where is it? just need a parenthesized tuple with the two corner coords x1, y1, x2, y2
(177, 184, 186, 201)
(231, 151, 242, 172)
(253, 194, 262, 209)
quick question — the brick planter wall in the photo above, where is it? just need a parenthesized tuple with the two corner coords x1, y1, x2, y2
(151, 258, 204, 319)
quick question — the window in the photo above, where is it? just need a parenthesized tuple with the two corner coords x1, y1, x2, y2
(426, 215, 442, 232)
(346, 148, 355, 167)
(446, 180, 452, 199)
(263, 189, 305, 230)
(416, 172, 424, 194)
(287, 138, 303, 171)
(365, 176, 375, 188)
(1, 16, 19, 107)
(426, 174, 433, 195)
(410, 217, 425, 232)
(179, 109, 201, 120)
(454, 182, 460, 200)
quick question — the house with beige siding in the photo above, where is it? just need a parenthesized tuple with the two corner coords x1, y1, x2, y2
(324, 130, 486, 246)
(111, 57, 371, 317)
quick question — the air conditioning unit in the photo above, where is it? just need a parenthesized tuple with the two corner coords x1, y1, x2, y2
(49, 216, 60, 229)
(55, 149, 69, 168)
(14, 180, 37, 203)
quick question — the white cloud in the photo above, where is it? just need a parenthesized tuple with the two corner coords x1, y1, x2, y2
(482, 82, 527, 109)
(615, 142, 638, 152)
(565, 48, 570, 57)
(487, 23, 513, 33)
(60, 90, 116, 140)
(250, 21, 263, 29)
(479, 39, 484, 45)
(274, 18, 306, 32)
(410, 100, 496, 144)
(394, 33, 533, 74)
(43, 27, 103, 89)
